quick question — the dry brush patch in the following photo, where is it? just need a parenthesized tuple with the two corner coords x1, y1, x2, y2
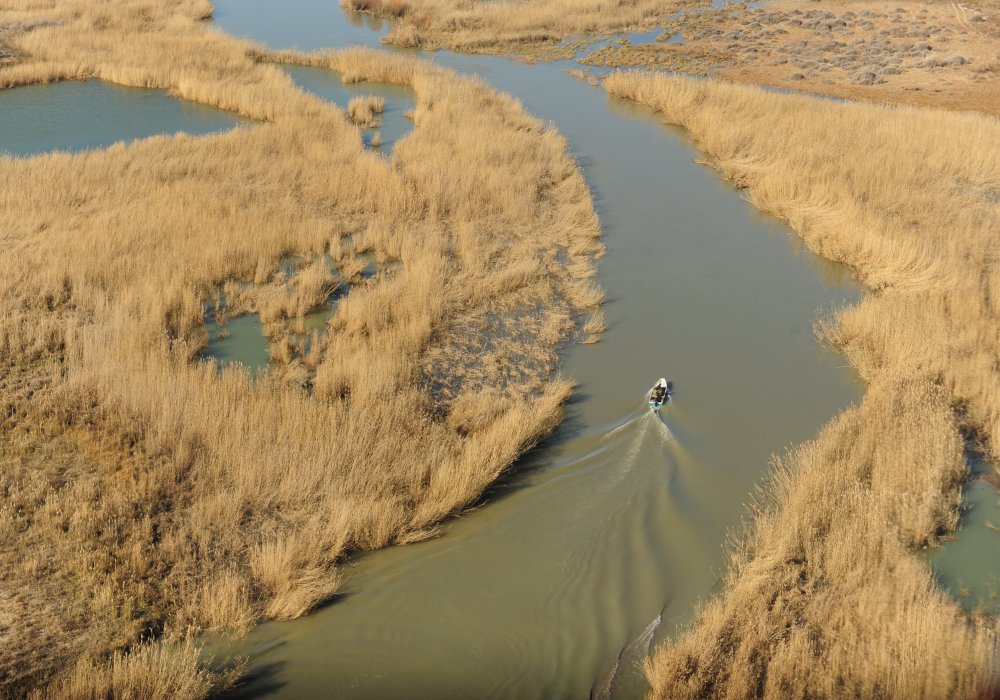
(0, 0, 602, 695)
(604, 70, 1000, 697)
(587, 0, 1000, 115)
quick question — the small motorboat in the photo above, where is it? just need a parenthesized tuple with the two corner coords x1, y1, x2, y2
(648, 378, 670, 411)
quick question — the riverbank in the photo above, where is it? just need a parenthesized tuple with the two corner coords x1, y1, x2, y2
(0, 1, 602, 695)
(605, 69, 1000, 697)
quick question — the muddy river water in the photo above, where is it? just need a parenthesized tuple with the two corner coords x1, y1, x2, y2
(206, 3, 864, 699)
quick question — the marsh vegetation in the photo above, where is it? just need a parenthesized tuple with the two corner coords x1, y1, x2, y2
(0, 0, 602, 695)
(3, 0, 999, 696)
(347, 0, 999, 114)
(340, 0, 707, 56)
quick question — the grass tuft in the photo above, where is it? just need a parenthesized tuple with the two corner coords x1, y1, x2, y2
(347, 94, 385, 127)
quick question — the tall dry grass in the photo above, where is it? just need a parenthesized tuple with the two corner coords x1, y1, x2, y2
(0, 1, 602, 695)
(347, 94, 385, 126)
(604, 71, 1000, 697)
(26, 641, 237, 700)
(341, 0, 706, 55)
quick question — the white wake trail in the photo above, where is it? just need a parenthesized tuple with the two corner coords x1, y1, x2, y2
(590, 609, 664, 700)
(603, 408, 647, 440)
(651, 413, 674, 445)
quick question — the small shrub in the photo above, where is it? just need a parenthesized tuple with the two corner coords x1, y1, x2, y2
(347, 95, 385, 127)
(384, 23, 421, 48)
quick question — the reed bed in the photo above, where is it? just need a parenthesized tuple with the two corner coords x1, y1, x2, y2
(605, 70, 1000, 698)
(341, 0, 706, 55)
(347, 94, 385, 127)
(0, 1, 601, 695)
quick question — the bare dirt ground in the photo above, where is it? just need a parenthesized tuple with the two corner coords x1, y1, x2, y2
(583, 0, 1000, 115)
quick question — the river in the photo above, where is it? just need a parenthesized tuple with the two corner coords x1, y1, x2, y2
(202, 2, 864, 698)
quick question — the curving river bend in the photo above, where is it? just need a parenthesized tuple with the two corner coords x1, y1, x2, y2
(207, 3, 863, 698)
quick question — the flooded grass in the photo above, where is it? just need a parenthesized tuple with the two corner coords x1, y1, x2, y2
(342, 0, 708, 56)
(203, 313, 271, 376)
(199, 253, 388, 377)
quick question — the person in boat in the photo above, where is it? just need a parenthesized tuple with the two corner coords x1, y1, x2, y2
(650, 378, 669, 405)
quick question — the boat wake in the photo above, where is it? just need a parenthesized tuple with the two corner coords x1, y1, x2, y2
(597, 408, 675, 492)
(651, 413, 674, 444)
(621, 416, 650, 465)
(604, 400, 675, 444)
(603, 407, 647, 439)
(590, 608, 664, 700)
(624, 608, 663, 665)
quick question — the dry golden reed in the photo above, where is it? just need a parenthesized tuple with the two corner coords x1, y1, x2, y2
(604, 70, 1000, 698)
(347, 94, 385, 127)
(0, 0, 602, 694)
(341, 0, 706, 55)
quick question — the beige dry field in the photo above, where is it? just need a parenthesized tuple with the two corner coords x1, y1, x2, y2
(0, 0, 603, 695)
(605, 69, 1000, 698)
(585, 0, 1000, 114)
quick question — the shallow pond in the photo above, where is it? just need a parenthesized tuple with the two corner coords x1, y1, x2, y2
(928, 457, 1000, 616)
(203, 314, 272, 377)
(200, 253, 383, 375)
(209, 4, 864, 698)
(0, 79, 242, 157)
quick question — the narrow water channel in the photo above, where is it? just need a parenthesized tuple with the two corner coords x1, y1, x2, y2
(928, 456, 1000, 617)
(210, 3, 863, 698)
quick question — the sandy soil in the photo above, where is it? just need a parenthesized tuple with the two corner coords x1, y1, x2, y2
(583, 0, 1000, 114)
